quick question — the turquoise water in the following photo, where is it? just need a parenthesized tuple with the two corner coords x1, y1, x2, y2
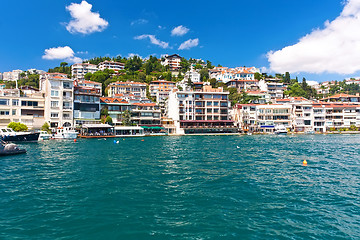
(1, 135, 360, 239)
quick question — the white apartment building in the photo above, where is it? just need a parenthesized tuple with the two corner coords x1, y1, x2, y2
(167, 83, 236, 134)
(161, 54, 181, 71)
(184, 71, 201, 83)
(40, 73, 74, 131)
(107, 81, 147, 98)
(98, 61, 125, 72)
(209, 66, 260, 83)
(2, 70, 23, 81)
(0, 89, 45, 129)
(71, 63, 98, 80)
(259, 80, 284, 99)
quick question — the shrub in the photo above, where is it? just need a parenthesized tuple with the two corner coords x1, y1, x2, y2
(7, 122, 28, 132)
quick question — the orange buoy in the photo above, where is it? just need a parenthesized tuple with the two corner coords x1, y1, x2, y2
(74, 139, 77, 143)
(303, 160, 307, 166)
(141, 139, 144, 141)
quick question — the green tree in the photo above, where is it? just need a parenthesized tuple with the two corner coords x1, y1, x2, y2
(105, 116, 113, 125)
(206, 60, 214, 69)
(41, 122, 51, 133)
(84, 72, 92, 80)
(7, 122, 28, 132)
(254, 72, 262, 80)
(284, 72, 291, 84)
(121, 110, 132, 126)
(199, 68, 209, 81)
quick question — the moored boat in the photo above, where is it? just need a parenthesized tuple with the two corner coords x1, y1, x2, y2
(274, 125, 288, 135)
(0, 140, 26, 156)
(0, 128, 39, 142)
(52, 127, 78, 139)
(39, 131, 51, 140)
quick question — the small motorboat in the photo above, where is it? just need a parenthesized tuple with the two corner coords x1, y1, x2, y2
(274, 125, 288, 135)
(0, 141, 26, 156)
(39, 131, 51, 140)
(0, 128, 40, 142)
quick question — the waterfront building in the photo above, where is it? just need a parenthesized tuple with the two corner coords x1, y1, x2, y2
(73, 80, 102, 126)
(131, 102, 161, 126)
(71, 63, 98, 80)
(161, 54, 182, 71)
(232, 104, 258, 132)
(40, 73, 74, 131)
(100, 98, 161, 132)
(167, 82, 236, 134)
(0, 88, 45, 129)
(107, 81, 147, 98)
(98, 61, 125, 72)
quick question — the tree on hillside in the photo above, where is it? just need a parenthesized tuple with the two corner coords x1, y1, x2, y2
(284, 72, 291, 84)
(199, 68, 209, 81)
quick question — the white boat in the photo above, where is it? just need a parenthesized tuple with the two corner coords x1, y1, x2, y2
(39, 131, 51, 140)
(52, 127, 78, 139)
(0, 128, 39, 142)
(274, 125, 287, 135)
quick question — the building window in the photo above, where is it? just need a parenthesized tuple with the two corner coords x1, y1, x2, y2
(12, 110, 16, 115)
(51, 90, 59, 97)
(0, 110, 10, 115)
(51, 113, 59, 118)
(0, 99, 9, 105)
(51, 101, 59, 107)
(12, 99, 19, 106)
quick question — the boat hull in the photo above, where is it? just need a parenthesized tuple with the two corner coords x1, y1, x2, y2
(0, 149, 27, 156)
(2, 133, 40, 142)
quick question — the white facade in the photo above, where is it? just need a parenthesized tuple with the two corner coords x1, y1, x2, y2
(71, 63, 98, 80)
(161, 54, 181, 71)
(98, 61, 125, 72)
(209, 66, 260, 83)
(184, 71, 201, 83)
(259, 80, 284, 99)
(2, 70, 23, 81)
(40, 73, 74, 131)
(107, 81, 147, 98)
(0, 89, 45, 129)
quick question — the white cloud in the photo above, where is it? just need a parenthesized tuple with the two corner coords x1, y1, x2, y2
(178, 38, 199, 50)
(134, 34, 169, 49)
(267, 0, 360, 74)
(171, 25, 189, 36)
(130, 19, 148, 26)
(127, 53, 143, 59)
(65, 1, 108, 34)
(42, 46, 82, 63)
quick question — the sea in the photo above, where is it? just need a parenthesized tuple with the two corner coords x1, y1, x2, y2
(0, 134, 359, 239)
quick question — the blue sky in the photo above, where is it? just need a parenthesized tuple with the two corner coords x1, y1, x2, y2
(1, 0, 359, 83)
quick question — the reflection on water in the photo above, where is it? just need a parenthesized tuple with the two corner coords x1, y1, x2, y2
(0, 135, 360, 239)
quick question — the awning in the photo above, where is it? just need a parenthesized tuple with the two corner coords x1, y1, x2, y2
(141, 126, 165, 130)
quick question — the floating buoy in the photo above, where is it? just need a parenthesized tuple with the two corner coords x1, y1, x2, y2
(113, 140, 116, 144)
(303, 160, 307, 166)
(116, 141, 119, 144)
(123, 139, 125, 141)
(141, 139, 144, 141)
(236, 146, 240, 149)
(74, 139, 76, 143)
